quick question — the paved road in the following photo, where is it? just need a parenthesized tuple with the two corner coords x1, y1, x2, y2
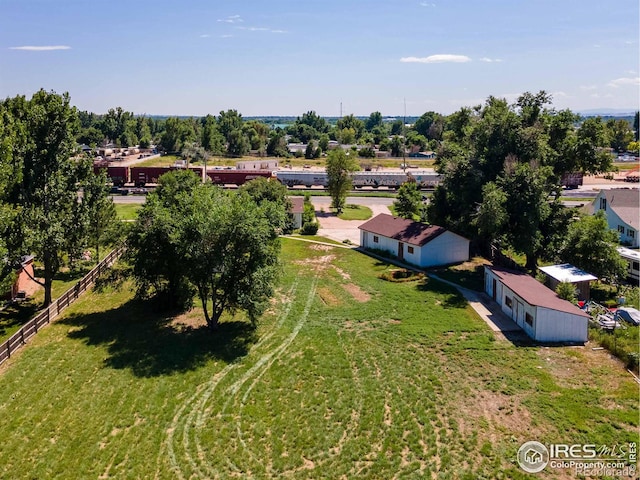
(111, 195, 147, 204)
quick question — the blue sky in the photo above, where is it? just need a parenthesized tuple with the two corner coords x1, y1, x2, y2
(1, 0, 638, 116)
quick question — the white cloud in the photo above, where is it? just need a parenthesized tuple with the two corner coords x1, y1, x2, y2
(552, 91, 568, 98)
(237, 26, 286, 33)
(607, 77, 640, 88)
(419, 2, 436, 6)
(579, 85, 597, 91)
(220, 34, 234, 38)
(9, 45, 70, 51)
(479, 57, 502, 63)
(400, 54, 471, 63)
(199, 34, 210, 38)
(218, 15, 243, 24)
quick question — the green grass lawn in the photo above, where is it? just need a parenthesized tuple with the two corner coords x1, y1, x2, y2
(336, 204, 373, 220)
(115, 203, 142, 221)
(0, 240, 636, 479)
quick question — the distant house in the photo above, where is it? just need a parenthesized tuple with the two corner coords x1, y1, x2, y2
(408, 151, 436, 159)
(538, 264, 598, 301)
(618, 247, 640, 283)
(484, 266, 589, 343)
(592, 188, 639, 247)
(289, 197, 304, 229)
(358, 214, 469, 268)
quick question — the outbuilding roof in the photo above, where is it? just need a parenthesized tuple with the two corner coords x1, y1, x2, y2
(538, 264, 598, 283)
(358, 213, 447, 246)
(487, 266, 590, 318)
(289, 197, 304, 214)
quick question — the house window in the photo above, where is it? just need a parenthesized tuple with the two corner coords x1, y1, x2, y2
(505, 296, 513, 308)
(600, 198, 607, 210)
(373, 235, 379, 243)
(628, 229, 635, 238)
(525, 313, 534, 326)
(407, 246, 414, 254)
(618, 225, 626, 233)
(632, 261, 639, 271)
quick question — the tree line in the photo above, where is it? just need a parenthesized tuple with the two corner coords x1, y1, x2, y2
(76, 103, 639, 162)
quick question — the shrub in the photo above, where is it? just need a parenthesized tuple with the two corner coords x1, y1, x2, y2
(300, 222, 319, 235)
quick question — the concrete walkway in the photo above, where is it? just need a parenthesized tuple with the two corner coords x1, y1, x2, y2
(429, 274, 522, 336)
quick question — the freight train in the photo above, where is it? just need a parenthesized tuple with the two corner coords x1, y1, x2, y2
(95, 164, 442, 189)
(94, 165, 273, 187)
(274, 170, 442, 189)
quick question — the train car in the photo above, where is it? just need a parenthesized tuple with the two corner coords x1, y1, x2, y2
(206, 170, 273, 186)
(352, 172, 408, 188)
(274, 171, 329, 187)
(130, 166, 204, 186)
(408, 170, 442, 189)
(560, 172, 583, 189)
(130, 166, 173, 186)
(94, 164, 130, 186)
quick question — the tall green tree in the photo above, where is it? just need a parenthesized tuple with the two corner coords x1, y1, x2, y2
(429, 91, 613, 267)
(365, 111, 383, 131)
(184, 188, 281, 330)
(393, 181, 422, 219)
(82, 167, 122, 263)
(227, 128, 250, 156)
(559, 211, 626, 281)
(2, 90, 92, 305)
(127, 170, 201, 310)
(128, 170, 283, 329)
(326, 149, 358, 214)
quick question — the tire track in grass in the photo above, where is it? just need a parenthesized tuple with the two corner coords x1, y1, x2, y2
(205, 271, 321, 477)
(159, 277, 301, 480)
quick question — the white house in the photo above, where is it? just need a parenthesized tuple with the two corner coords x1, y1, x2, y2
(358, 214, 469, 268)
(485, 266, 590, 343)
(592, 188, 639, 247)
(618, 247, 640, 283)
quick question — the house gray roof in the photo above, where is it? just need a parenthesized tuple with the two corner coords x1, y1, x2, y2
(487, 266, 590, 318)
(358, 213, 448, 246)
(601, 189, 639, 230)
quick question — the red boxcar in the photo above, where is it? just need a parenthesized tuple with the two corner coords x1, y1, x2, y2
(206, 170, 273, 186)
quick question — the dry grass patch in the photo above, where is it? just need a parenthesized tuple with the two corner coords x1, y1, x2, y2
(342, 283, 371, 302)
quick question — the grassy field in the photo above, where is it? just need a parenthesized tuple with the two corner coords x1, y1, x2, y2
(0, 240, 636, 479)
(336, 204, 373, 221)
(114, 203, 142, 221)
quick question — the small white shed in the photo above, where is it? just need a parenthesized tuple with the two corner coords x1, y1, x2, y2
(289, 197, 304, 229)
(538, 264, 597, 301)
(485, 266, 589, 343)
(358, 214, 469, 268)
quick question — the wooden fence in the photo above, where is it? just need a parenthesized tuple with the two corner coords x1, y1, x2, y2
(0, 247, 125, 366)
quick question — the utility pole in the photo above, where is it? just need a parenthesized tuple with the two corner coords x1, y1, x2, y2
(402, 98, 406, 172)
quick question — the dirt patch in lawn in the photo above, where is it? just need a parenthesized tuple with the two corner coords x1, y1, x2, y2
(343, 283, 371, 302)
(317, 287, 340, 306)
(293, 255, 336, 274)
(309, 244, 334, 252)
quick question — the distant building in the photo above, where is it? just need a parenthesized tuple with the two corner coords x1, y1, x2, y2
(358, 214, 469, 268)
(538, 264, 597, 301)
(485, 266, 589, 343)
(236, 160, 278, 171)
(591, 188, 639, 247)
